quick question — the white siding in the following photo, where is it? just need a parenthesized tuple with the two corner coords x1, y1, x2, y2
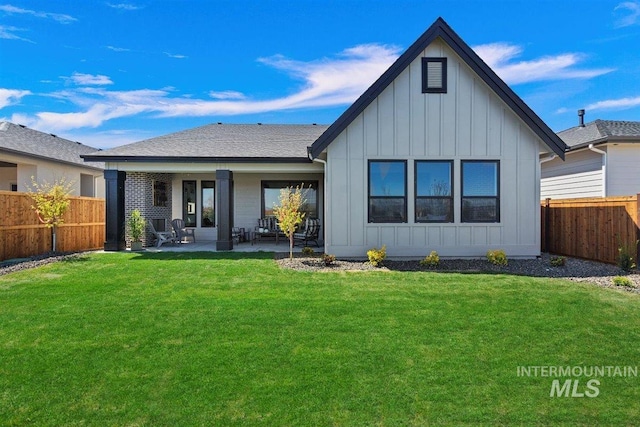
(0, 152, 104, 197)
(605, 144, 640, 196)
(541, 149, 604, 199)
(324, 38, 543, 258)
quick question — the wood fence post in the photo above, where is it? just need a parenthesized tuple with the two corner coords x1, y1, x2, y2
(544, 198, 551, 253)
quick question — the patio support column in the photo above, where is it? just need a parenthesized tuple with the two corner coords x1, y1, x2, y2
(216, 170, 233, 251)
(104, 170, 126, 251)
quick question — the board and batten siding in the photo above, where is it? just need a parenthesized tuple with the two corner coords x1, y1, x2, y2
(541, 148, 604, 199)
(325, 38, 544, 258)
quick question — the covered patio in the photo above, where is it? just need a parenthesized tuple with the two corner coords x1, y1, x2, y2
(141, 240, 324, 253)
(81, 124, 328, 253)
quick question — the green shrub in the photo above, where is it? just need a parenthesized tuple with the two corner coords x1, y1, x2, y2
(550, 256, 566, 267)
(367, 245, 386, 267)
(616, 237, 638, 272)
(301, 247, 315, 256)
(322, 253, 336, 266)
(128, 209, 146, 242)
(420, 250, 440, 268)
(486, 249, 508, 266)
(613, 276, 633, 287)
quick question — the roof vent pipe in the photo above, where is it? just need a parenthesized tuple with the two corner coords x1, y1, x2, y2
(578, 109, 585, 127)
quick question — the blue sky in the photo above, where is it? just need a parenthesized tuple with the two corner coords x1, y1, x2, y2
(1, 1, 640, 149)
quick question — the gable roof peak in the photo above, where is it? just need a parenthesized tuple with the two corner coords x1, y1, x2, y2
(309, 17, 567, 159)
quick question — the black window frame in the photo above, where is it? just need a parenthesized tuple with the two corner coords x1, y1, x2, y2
(461, 160, 500, 223)
(261, 181, 319, 219)
(153, 180, 168, 207)
(368, 160, 408, 223)
(182, 180, 197, 227)
(201, 180, 215, 228)
(415, 160, 454, 223)
(422, 57, 447, 93)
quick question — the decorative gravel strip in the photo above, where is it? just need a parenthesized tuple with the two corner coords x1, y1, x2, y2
(0, 252, 90, 276)
(276, 253, 640, 293)
(2, 251, 638, 294)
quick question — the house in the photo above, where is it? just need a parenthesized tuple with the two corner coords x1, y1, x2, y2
(83, 17, 567, 257)
(541, 115, 640, 199)
(0, 121, 105, 197)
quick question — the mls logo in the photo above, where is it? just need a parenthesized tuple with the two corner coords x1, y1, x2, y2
(550, 379, 600, 397)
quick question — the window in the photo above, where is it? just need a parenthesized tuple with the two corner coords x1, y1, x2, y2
(261, 181, 318, 218)
(201, 181, 215, 227)
(422, 57, 447, 93)
(182, 180, 197, 227)
(461, 161, 499, 222)
(415, 161, 453, 222)
(153, 181, 167, 207)
(80, 174, 95, 197)
(368, 160, 407, 223)
(10, 183, 17, 192)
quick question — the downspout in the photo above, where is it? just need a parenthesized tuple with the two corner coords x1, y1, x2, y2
(309, 150, 327, 249)
(588, 144, 607, 197)
(539, 154, 556, 252)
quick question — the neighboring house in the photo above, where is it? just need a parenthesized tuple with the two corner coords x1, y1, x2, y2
(0, 121, 105, 197)
(83, 17, 567, 257)
(541, 118, 640, 199)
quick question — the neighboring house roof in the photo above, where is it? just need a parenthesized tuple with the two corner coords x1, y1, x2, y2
(558, 119, 640, 150)
(308, 17, 568, 160)
(82, 123, 329, 163)
(0, 121, 104, 170)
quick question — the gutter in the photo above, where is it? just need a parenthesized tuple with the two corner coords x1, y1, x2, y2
(588, 144, 607, 197)
(539, 154, 557, 164)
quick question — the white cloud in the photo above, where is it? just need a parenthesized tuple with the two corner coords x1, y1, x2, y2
(164, 52, 188, 59)
(0, 24, 33, 42)
(0, 4, 76, 24)
(586, 96, 640, 110)
(106, 3, 142, 11)
(69, 73, 114, 86)
(16, 43, 401, 132)
(0, 88, 31, 109)
(106, 45, 130, 52)
(209, 91, 246, 100)
(473, 42, 614, 85)
(614, 1, 640, 28)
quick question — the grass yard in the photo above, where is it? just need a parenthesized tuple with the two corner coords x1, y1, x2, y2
(1, 252, 639, 426)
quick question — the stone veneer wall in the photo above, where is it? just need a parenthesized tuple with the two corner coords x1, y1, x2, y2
(125, 172, 173, 247)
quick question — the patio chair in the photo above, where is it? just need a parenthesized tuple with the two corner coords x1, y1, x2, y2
(172, 218, 196, 243)
(293, 218, 321, 247)
(148, 220, 176, 248)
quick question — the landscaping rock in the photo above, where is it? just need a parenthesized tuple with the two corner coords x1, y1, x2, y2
(276, 252, 640, 293)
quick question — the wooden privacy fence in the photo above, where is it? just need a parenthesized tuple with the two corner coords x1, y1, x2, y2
(0, 191, 105, 261)
(541, 195, 640, 264)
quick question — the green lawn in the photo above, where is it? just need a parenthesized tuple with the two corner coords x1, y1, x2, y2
(1, 252, 639, 426)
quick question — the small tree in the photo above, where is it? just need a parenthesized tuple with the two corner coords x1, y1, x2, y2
(27, 177, 73, 252)
(128, 209, 146, 248)
(273, 184, 309, 259)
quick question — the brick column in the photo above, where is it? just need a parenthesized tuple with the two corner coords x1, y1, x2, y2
(216, 170, 233, 251)
(104, 170, 126, 251)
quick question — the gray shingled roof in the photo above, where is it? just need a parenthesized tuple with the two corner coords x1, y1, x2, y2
(558, 119, 640, 150)
(0, 121, 103, 169)
(84, 123, 329, 161)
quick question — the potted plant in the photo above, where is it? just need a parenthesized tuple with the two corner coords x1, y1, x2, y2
(128, 209, 146, 251)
